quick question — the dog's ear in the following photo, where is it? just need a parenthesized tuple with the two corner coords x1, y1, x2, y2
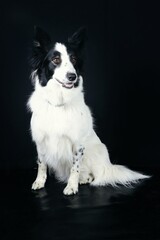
(33, 26, 51, 49)
(68, 27, 87, 49)
(30, 26, 51, 70)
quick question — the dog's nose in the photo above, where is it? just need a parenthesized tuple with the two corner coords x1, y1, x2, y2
(67, 72, 77, 81)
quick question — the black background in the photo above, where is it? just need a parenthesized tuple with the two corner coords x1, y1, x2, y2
(1, 0, 160, 170)
(1, 2, 160, 240)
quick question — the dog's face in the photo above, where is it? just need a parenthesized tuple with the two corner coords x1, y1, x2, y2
(30, 27, 86, 89)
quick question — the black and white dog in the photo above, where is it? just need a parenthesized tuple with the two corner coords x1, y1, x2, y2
(27, 27, 149, 195)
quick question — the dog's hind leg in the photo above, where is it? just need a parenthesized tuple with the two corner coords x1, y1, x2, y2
(32, 144, 47, 190)
(63, 145, 84, 195)
(79, 172, 94, 185)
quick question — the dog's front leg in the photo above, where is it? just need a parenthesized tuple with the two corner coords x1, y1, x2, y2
(32, 144, 47, 190)
(63, 146, 84, 195)
(32, 160, 47, 190)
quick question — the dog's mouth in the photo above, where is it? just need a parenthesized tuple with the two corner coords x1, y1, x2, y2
(55, 78, 75, 89)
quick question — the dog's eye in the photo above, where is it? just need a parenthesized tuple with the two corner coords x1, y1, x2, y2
(52, 56, 61, 65)
(70, 56, 77, 65)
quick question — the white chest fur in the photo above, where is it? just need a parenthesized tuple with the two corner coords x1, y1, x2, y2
(28, 78, 93, 145)
(31, 100, 92, 143)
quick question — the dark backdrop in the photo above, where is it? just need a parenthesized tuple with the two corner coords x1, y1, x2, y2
(1, 0, 160, 169)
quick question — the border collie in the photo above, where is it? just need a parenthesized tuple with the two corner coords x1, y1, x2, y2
(27, 27, 149, 195)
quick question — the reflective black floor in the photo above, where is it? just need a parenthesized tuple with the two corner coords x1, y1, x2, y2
(1, 167, 160, 240)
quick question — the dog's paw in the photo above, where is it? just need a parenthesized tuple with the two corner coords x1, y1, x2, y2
(32, 180, 45, 190)
(79, 174, 94, 185)
(63, 183, 78, 195)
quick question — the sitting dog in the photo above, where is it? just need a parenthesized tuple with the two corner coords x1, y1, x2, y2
(27, 27, 149, 195)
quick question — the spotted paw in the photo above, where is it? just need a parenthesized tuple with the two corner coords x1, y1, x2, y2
(63, 184, 78, 195)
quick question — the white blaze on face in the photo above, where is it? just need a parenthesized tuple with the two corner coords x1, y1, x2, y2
(53, 43, 77, 85)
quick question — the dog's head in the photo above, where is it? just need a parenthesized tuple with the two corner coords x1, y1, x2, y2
(30, 27, 86, 89)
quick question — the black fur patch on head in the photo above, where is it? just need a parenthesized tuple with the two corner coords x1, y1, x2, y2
(30, 26, 86, 87)
(34, 53, 53, 86)
(37, 49, 62, 86)
(66, 27, 87, 88)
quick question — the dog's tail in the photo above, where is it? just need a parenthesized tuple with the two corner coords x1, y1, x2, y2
(91, 163, 150, 187)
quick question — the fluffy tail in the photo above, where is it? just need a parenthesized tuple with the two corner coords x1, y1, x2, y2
(91, 164, 150, 187)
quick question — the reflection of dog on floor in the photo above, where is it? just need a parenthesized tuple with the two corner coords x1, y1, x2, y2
(27, 27, 149, 195)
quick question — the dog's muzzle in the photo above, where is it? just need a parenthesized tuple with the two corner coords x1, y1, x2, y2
(55, 73, 77, 89)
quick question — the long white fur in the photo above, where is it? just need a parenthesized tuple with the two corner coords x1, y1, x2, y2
(28, 43, 149, 195)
